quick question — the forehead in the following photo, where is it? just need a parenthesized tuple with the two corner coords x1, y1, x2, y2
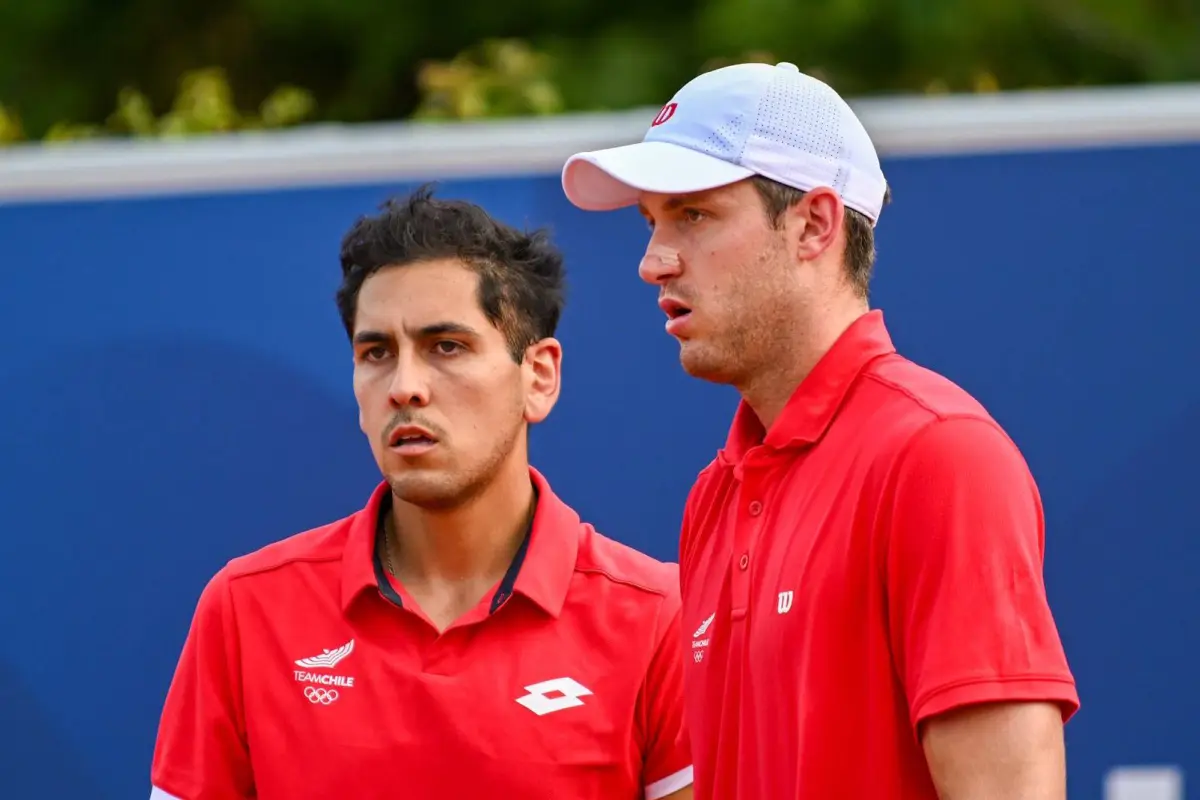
(354, 258, 486, 330)
(637, 181, 758, 214)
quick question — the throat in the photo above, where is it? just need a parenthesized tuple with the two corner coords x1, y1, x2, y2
(382, 519, 518, 632)
(403, 578, 504, 633)
(381, 474, 536, 632)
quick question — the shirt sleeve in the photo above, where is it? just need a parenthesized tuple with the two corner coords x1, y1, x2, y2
(883, 416, 1080, 733)
(150, 568, 254, 800)
(637, 577, 694, 799)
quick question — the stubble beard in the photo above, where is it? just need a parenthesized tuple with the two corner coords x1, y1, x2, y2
(387, 413, 524, 512)
(679, 247, 792, 388)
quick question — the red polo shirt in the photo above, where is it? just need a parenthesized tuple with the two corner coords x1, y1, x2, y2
(679, 310, 1079, 799)
(151, 468, 692, 800)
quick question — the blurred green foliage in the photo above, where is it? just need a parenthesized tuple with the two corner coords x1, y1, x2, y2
(0, 0, 1196, 143)
(35, 67, 315, 143)
(414, 39, 563, 120)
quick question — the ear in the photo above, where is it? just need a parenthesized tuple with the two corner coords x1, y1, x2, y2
(522, 337, 562, 425)
(785, 186, 845, 263)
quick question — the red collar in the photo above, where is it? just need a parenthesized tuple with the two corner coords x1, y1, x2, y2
(340, 467, 579, 618)
(721, 310, 896, 463)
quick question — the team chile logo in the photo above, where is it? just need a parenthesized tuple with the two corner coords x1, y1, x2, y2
(691, 613, 714, 663)
(293, 639, 356, 705)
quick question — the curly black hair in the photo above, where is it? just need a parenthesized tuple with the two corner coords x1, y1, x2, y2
(336, 184, 566, 362)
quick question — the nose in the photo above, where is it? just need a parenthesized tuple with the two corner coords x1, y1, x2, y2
(387, 351, 431, 409)
(638, 241, 683, 286)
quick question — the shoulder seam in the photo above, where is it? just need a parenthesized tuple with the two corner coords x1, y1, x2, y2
(861, 370, 995, 426)
(225, 552, 342, 582)
(889, 412, 1022, 487)
(574, 565, 672, 599)
(860, 370, 943, 420)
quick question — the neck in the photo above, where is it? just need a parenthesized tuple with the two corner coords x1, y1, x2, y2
(740, 297, 868, 432)
(389, 456, 534, 588)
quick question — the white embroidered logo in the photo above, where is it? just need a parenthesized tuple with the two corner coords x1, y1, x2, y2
(293, 639, 357, 699)
(304, 686, 339, 705)
(294, 639, 355, 669)
(777, 591, 794, 614)
(515, 677, 593, 716)
(692, 612, 714, 663)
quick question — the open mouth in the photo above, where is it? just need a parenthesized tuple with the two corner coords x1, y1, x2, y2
(668, 306, 692, 320)
(660, 298, 692, 321)
(393, 434, 434, 446)
(388, 426, 439, 450)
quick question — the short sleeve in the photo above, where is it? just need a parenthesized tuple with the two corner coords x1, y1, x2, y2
(150, 569, 254, 800)
(637, 581, 694, 799)
(883, 417, 1080, 733)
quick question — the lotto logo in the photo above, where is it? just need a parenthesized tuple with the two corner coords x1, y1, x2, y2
(515, 677, 592, 716)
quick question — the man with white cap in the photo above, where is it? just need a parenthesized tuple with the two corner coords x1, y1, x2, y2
(562, 62, 1079, 799)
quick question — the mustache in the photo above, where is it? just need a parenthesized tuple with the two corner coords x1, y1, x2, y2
(381, 412, 445, 444)
(659, 286, 697, 305)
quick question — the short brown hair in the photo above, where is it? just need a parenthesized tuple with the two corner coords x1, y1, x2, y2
(750, 176, 892, 299)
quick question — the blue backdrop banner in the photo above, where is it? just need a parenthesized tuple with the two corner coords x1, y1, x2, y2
(0, 140, 1196, 799)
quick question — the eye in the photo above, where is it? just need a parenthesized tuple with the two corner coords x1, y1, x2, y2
(361, 345, 390, 362)
(682, 207, 706, 223)
(433, 340, 464, 356)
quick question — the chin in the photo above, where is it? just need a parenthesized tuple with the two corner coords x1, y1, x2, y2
(386, 468, 493, 511)
(678, 343, 737, 385)
(386, 473, 457, 509)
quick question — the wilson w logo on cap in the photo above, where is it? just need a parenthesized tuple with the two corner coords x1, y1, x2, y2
(651, 102, 678, 127)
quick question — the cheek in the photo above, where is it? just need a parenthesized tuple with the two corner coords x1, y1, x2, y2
(450, 370, 520, 426)
(692, 229, 752, 280)
(711, 261, 778, 323)
(353, 372, 388, 421)
(482, 374, 528, 430)
(352, 373, 375, 407)
(351, 375, 367, 412)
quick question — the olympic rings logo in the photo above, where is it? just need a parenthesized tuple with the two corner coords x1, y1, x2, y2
(304, 686, 339, 705)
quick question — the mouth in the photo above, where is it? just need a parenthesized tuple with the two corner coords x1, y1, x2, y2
(387, 425, 439, 452)
(659, 297, 692, 322)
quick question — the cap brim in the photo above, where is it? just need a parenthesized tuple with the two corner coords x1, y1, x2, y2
(562, 141, 755, 211)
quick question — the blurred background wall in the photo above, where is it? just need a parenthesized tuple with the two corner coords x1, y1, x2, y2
(1, 2, 1198, 799)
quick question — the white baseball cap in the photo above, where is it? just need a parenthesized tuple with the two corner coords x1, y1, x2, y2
(561, 62, 888, 224)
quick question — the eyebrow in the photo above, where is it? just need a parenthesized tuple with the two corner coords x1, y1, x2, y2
(637, 192, 715, 215)
(416, 321, 480, 338)
(352, 321, 481, 345)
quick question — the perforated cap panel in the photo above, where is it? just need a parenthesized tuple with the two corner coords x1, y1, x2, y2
(755, 69, 850, 191)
